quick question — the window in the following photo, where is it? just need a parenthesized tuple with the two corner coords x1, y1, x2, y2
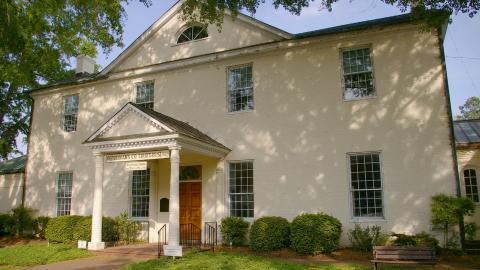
(177, 26, 208, 44)
(227, 65, 253, 112)
(348, 152, 383, 218)
(229, 161, 254, 218)
(135, 81, 154, 110)
(341, 47, 375, 100)
(63, 95, 78, 132)
(130, 169, 150, 218)
(56, 172, 73, 216)
(464, 169, 479, 203)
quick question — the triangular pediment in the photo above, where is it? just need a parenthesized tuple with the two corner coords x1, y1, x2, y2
(85, 103, 173, 143)
(101, 1, 291, 74)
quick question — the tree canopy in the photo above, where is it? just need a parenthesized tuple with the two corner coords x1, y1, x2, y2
(457, 96, 480, 120)
(0, 0, 151, 160)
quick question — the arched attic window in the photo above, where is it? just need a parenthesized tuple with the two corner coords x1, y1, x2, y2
(177, 25, 208, 44)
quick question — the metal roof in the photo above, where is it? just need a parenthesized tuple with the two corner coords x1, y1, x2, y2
(0, 155, 26, 174)
(454, 119, 480, 144)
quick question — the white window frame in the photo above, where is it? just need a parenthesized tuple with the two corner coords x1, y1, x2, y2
(226, 64, 254, 113)
(463, 167, 480, 203)
(176, 25, 208, 45)
(347, 151, 385, 221)
(135, 81, 155, 110)
(56, 171, 73, 216)
(227, 160, 254, 220)
(128, 168, 151, 220)
(340, 46, 377, 101)
(62, 94, 79, 132)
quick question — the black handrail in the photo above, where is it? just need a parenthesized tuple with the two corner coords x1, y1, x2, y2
(157, 224, 167, 258)
(180, 223, 202, 249)
(204, 222, 218, 251)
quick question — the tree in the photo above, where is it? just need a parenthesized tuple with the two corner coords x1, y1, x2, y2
(180, 0, 477, 28)
(431, 194, 475, 250)
(0, 0, 151, 160)
(457, 96, 480, 120)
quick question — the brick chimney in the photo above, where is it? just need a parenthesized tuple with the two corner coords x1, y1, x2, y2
(76, 55, 95, 74)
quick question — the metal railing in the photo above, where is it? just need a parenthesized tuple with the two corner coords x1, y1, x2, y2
(157, 224, 167, 258)
(204, 222, 217, 251)
(180, 223, 202, 249)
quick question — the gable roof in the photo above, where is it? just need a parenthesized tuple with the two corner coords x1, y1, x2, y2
(454, 119, 480, 145)
(0, 155, 26, 174)
(85, 102, 229, 150)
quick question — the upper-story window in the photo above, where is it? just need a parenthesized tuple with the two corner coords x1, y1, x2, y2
(464, 168, 479, 203)
(177, 26, 208, 44)
(228, 65, 253, 112)
(136, 81, 154, 110)
(341, 47, 375, 101)
(63, 95, 79, 132)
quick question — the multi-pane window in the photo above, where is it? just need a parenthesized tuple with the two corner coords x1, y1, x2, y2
(135, 81, 154, 110)
(177, 26, 208, 44)
(348, 152, 383, 218)
(63, 95, 79, 132)
(341, 47, 375, 100)
(229, 161, 254, 218)
(130, 169, 150, 218)
(228, 65, 253, 112)
(56, 172, 73, 216)
(464, 169, 479, 203)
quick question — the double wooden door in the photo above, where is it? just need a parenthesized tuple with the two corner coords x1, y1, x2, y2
(179, 182, 202, 241)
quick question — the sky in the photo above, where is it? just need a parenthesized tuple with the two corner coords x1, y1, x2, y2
(93, 0, 480, 116)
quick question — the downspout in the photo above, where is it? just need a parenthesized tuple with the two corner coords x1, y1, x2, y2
(22, 96, 35, 208)
(437, 24, 465, 250)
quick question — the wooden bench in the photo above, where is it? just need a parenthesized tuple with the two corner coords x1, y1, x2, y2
(372, 246, 437, 269)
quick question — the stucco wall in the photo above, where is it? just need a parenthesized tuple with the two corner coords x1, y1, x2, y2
(0, 173, 24, 213)
(26, 21, 456, 244)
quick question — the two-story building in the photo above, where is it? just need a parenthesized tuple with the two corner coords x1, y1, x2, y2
(25, 1, 458, 253)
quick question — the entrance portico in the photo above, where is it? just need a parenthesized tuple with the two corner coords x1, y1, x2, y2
(83, 103, 230, 253)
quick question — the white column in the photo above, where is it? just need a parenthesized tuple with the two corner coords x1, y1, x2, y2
(164, 146, 182, 257)
(88, 153, 105, 250)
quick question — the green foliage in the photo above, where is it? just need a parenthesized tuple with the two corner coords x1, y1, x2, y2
(391, 233, 417, 246)
(0, 213, 14, 236)
(414, 232, 440, 251)
(33, 216, 50, 239)
(45, 215, 84, 243)
(10, 206, 35, 236)
(72, 216, 118, 242)
(457, 96, 480, 120)
(348, 224, 387, 252)
(115, 212, 141, 243)
(249, 216, 290, 251)
(0, 244, 92, 267)
(290, 213, 342, 254)
(0, 0, 152, 159)
(220, 216, 250, 246)
(465, 222, 477, 240)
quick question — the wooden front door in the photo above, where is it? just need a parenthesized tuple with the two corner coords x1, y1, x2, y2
(179, 182, 202, 241)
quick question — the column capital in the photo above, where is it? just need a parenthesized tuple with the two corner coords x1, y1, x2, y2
(168, 146, 182, 151)
(93, 151, 103, 157)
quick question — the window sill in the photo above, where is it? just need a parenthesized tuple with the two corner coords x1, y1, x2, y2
(227, 109, 255, 115)
(343, 95, 377, 102)
(170, 37, 210, 47)
(350, 217, 386, 223)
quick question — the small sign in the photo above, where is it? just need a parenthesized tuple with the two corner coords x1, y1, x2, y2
(106, 150, 169, 162)
(125, 161, 148, 171)
(78, 240, 87, 249)
(163, 245, 183, 257)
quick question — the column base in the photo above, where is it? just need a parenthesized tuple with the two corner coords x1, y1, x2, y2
(88, 241, 105, 250)
(163, 245, 183, 257)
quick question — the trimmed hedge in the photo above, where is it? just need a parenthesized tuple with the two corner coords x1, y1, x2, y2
(220, 216, 249, 246)
(0, 214, 14, 236)
(250, 216, 290, 251)
(290, 213, 342, 254)
(72, 216, 118, 242)
(45, 215, 84, 243)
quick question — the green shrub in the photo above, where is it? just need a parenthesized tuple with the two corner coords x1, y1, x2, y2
(250, 216, 290, 251)
(72, 216, 118, 242)
(220, 216, 249, 246)
(290, 213, 342, 254)
(10, 206, 35, 237)
(391, 233, 417, 246)
(348, 224, 387, 252)
(33, 216, 50, 239)
(115, 212, 141, 243)
(465, 222, 477, 241)
(414, 232, 440, 251)
(0, 214, 14, 236)
(45, 215, 83, 243)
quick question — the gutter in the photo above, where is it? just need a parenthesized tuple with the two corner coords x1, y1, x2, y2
(22, 97, 35, 207)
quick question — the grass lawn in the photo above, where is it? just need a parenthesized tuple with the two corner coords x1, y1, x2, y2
(0, 243, 92, 268)
(122, 251, 374, 270)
